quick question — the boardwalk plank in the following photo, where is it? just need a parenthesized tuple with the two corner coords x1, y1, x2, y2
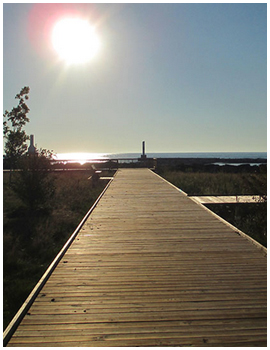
(6, 169, 267, 347)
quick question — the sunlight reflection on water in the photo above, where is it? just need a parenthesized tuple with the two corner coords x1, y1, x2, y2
(54, 153, 109, 165)
(53, 152, 267, 165)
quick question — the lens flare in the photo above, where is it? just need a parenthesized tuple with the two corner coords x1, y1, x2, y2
(52, 17, 101, 65)
(27, 4, 101, 63)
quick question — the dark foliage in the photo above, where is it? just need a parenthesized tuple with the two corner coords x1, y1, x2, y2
(11, 151, 56, 212)
(3, 170, 109, 329)
(206, 203, 267, 247)
(3, 87, 30, 169)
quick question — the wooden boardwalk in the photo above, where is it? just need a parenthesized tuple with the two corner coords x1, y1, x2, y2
(191, 195, 264, 204)
(6, 169, 267, 347)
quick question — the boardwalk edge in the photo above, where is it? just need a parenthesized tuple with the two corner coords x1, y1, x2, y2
(151, 170, 266, 255)
(190, 196, 267, 255)
(3, 177, 114, 347)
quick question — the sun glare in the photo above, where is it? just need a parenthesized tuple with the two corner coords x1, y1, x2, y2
(55, 153, 108, 165)
(52, 17, 101, 65)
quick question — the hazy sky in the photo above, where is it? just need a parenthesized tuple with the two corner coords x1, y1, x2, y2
(3, 3, 267, 154)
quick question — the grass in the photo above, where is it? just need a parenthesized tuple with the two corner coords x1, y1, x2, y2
(3, 170, 112, 329)
(159, 171, 267, 196)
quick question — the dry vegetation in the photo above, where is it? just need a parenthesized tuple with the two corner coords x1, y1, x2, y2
(159, 171, 266, 196)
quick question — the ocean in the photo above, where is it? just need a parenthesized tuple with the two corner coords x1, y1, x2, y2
(106, 152, 267, 160)
(55, 152, 267, 161)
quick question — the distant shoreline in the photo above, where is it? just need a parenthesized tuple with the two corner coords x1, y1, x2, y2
(154, 157, 267, 165)
(54, 151, 267, 163)
(106, 152, 267, 160)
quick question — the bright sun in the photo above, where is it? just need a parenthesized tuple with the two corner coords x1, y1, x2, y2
(52, 17, 101, 65)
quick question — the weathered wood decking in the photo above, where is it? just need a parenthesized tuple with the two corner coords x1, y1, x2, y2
(6, 169, 267, 346)
(191, 195, 264, 204)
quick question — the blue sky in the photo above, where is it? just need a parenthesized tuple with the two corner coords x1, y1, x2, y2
(3, 3, 267, 154)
